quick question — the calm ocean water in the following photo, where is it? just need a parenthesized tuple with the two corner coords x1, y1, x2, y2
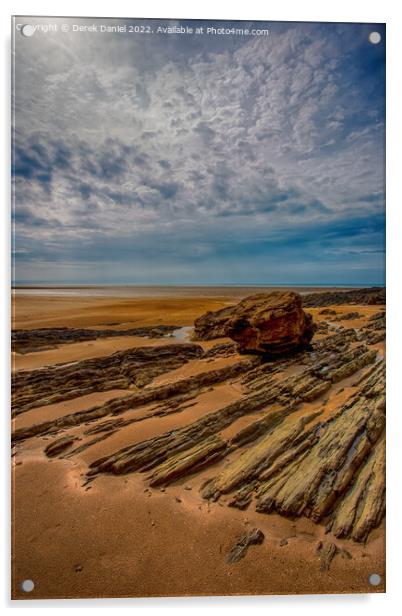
(12, 284, 382, 298)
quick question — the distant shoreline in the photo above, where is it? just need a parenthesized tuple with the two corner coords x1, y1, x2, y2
(12, 284, 385, 299)
(12, 284, 384, 288)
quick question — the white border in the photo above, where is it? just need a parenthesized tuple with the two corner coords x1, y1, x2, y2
(2, 1, 401, 614)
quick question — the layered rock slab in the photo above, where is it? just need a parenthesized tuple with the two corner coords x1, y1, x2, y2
(12, 343, 204, 415)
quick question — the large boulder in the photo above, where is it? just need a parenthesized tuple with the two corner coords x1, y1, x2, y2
(224, 292, 315, 355)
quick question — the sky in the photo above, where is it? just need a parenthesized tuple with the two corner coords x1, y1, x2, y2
(12, 17, 385, 286)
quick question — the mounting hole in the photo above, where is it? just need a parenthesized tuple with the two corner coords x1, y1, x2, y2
(368, 573, 381, 586)
(21, 24, 35, 37)
(368, 32, 381, 45)
(21, 579, 34, 592)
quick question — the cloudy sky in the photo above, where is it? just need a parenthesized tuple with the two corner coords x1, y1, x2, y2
(12, 18, 385, 285)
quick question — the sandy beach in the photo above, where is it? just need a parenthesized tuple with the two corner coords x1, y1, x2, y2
(11, 288, 386, 598)
(11, 14, 386, 602)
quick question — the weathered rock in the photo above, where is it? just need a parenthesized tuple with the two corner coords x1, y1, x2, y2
(228, 483, 256, 510)
(193, 305, 235, 340)
(202, 342, 237, 358)
(12, 343, 204, 415)
(92, 338, 373, 486)
(302, 287, 385, 307)
(330, 438, 385, 542)
(12, 292, 385, 546)
(226, 528, 265, 563)
(332, 312, 362, 321)
(326, 349, 377, 383)
(147, 436, 227, 487)
(12, 358, 256, 443)
(223, 292, 315, 355)
(203, 411, 321, 500)
(317, 542, 339, 571)
(12, 325, 178, 353)
(193, 288, 385, 343)
(44, 435, 78, 457)
(254, 370, 385, 538)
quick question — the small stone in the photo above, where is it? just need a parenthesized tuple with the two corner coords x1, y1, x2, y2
(227, 528, 265, 564)
(315, 541, 323, 554)
(44, 435, 77, 457)
(279, 538, 288, 546)
(318, 542, 339, 571)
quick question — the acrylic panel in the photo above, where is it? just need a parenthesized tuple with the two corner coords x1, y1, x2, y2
(11, 16, 385, 599)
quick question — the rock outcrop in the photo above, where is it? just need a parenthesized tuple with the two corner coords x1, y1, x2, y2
(12, 293, 385, 546)
(193, 288, 386, 342)
(224, 292, 315, 355)
(44, 435, 78, 457)
(12, 325, 177, 353)
(12, 343, 204, 416)
(193, 305, 235, 340)
(12, 358, 256, 442)
(302, 287, 385, 308)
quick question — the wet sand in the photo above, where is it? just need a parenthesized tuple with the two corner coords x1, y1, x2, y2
(12, 336, 182, 372)
(12, 455, 384, 598)
(11, 292, 386, 598)
(12, 294, 243, 330)
(11, 285, 367, 330)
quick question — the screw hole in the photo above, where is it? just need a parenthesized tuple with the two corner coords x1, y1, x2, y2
(21, 579, 34, 592)
(369, 32, 381, 45)
(368, 573, 381, 586)
(21, 24, 35, 37)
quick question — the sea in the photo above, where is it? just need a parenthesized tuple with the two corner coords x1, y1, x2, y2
(11, 284, 383, 298)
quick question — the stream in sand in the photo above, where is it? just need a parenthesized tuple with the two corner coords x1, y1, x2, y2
(170, 326, 193, 340)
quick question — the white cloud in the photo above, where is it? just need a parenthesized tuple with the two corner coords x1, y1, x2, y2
(12, 19, 385, 283)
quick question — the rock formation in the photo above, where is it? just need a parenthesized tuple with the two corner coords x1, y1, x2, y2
(193, 287, 385, 342)
(224, 292, 315, 354)
(11, 293, 386, 547)
(12, 343, 204, 416)
(302, 287, 385, 308)
(193, 305, 235, 340)
(12, 325, 177, 353)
